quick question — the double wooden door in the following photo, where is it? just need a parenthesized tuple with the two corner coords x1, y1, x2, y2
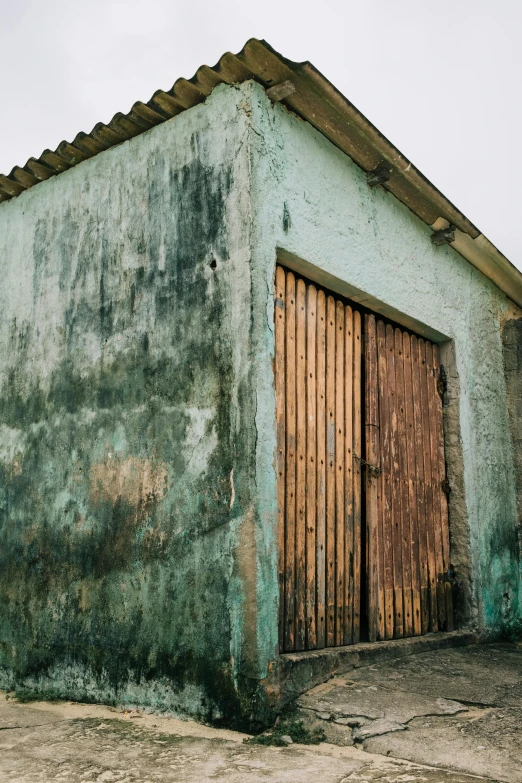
(275, 266, 453, 653)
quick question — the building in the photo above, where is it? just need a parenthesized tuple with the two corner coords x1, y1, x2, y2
(0, 39, 520, 728)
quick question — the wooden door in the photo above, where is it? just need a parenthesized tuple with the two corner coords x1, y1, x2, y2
(275, 267, 454, 653)
(365, 314, 454, 641)
(275, 266, 362, 652)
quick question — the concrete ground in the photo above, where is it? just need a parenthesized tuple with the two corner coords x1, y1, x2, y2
(1, 641, 520, 782)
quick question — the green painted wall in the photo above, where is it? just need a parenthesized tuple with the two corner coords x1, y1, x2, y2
(246, 81, 521, 663)
(0, 85, 267, 727)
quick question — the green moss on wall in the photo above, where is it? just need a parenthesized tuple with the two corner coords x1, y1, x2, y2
(0, 92, 258, 727)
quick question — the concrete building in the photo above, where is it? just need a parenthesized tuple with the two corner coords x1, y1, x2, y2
(0, 39, 520, 728)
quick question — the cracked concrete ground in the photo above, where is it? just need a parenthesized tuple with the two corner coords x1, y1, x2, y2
(1, 641, 520, 782)
(298, 641, 522, 783)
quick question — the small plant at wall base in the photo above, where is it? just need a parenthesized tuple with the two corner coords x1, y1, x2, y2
(245, 710, 326, 746)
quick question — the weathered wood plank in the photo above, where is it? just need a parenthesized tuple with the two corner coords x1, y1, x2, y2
(316, 289, 327, 648)
(377, 320, 394, 640)
(295, 278, 307, 651)
(344, 306, 354, 646)
(419, 339, 438, 632)
(374, 322, 385, 642)
(352, 310, 362, 643)
(365, 314, 380, 642)
(284, 271, 297, 651)
(403, 332, 422, 636)
(412, 336, 430, 633)
(335, 300, 345, 646)
(326, 295, 337, 646)
(387, 324, 403, 638)
(275, 266, 286, 650)
(306, 284, 318, 649)
(395, 328, 413, 638)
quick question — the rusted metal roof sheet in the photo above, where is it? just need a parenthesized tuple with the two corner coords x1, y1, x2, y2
(1, 38, 521, 307)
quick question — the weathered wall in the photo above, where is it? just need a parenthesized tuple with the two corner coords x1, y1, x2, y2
(502, 310, 522, 605)
(247, 80, 521, 679)
(0, 84, 264, 726)
(0, 79, 520, 726)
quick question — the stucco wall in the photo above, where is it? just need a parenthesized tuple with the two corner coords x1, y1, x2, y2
(0, 85, 263, 726)
(247, 81, 521, 674)
(0, 79, 520, 726)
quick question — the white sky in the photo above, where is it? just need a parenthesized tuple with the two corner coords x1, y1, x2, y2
(1, 0, 520, 269)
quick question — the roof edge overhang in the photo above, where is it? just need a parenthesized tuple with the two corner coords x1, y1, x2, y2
(1, 38, 521, 308)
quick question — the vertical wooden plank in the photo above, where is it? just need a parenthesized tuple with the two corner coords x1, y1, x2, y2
(316, 290, 327, 649)
(373, 322, 385, 642)
(419, 339, 438, 632)
(365, 314, 380, 642)
(275, 267, 286, 651)
(284, 271, 297, 651)
(344, 306, 354, 646)
(403, 333, 422, 636)
(432, 344, 454, 630)
(306, 284, 318, 649)
(426, 342, 446, 632)
(295, 279, 307, 651)
(352, 310, 362, 643)
(377, 321, 394, 640)
(326, 296, 337, 646)
(335, 301, 345, 646)
(395, 328, 413, 638)
(387, 324, 403, 638)
(412, 335, 430, 633)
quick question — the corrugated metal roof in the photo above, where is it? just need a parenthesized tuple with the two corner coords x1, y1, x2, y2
(1, 38, 521, 307)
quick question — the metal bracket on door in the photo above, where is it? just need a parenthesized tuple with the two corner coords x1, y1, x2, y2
(354, 453, 382, 477)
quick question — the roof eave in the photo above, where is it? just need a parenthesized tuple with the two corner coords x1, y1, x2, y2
(1, 37, 521, 308)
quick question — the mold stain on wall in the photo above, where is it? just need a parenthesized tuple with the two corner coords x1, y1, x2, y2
(0, 89, 258, 727)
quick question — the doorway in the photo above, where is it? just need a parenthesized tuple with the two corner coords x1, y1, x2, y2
(275, 265, 454, 653)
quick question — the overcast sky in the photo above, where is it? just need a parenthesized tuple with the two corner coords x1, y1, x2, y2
(1, 1, 520, 269)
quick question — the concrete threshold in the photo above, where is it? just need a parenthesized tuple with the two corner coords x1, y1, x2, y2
(276, 630, 480, 706)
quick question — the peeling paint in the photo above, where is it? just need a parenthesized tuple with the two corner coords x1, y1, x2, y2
(89, 456, 169, 507)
